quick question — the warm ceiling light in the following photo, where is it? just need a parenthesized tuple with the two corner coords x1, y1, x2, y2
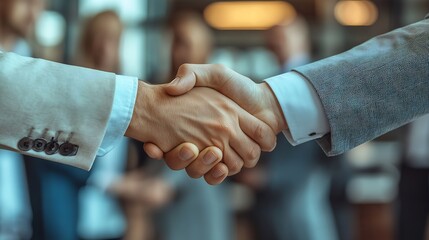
(334, 0, 378, 26)
(204, 1, 297, 30)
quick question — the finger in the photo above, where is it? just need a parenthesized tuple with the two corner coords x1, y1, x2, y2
(223, 144, 244, 176)
(168, 64, 251, 98)
(204, 163, 229, 185)
(237, 107, 277, 152)
(143, 143, 164, 160)
(165, 64, 231, 96)
(164, 143, 199, 170)
(185, 147, 223, 179)
(229, 130, 261, 169)
(165, 64, 199, 96)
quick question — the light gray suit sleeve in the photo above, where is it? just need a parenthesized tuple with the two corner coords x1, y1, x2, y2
(293, 18, 429, 156)
(0, 52, 116, 170)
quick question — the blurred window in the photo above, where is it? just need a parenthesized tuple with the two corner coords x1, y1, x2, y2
(35, 11, 66, 47)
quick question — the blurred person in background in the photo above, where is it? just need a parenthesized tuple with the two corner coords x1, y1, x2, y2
(24, 11, 127, 240)
(233, 17, 339, 240)
(0, 0, 44, 239)
(396, 114, 429, 240)
(169, 11, 213, 77)
(0, 0, 42, 53)
(110, 10, 232, 240)
(75, 10, 122, 73)
(265, 17, 310, 73)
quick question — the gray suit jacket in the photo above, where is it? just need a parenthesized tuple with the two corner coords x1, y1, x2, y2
(0, 51, 116, 169)
(294, 16, 429, 156)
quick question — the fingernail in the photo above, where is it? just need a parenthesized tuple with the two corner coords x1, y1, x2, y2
(203, 151, 218, 165)
(170, 77, 180, 85)
(179, 147, 194, 161)
(211, 169, 225, 179)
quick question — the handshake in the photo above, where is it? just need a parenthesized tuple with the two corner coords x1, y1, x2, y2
(125, 64, 288, 185)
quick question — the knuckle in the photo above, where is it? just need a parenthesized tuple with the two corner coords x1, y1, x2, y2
(178, 63, 191, 75)
(244, 155, 260, 168)
(181, 63, 191, 69)
(217, 121, 234, 136)
(212, 64, 232, 87)
(228, 159, 244, 175)
(213, 63, 227, 72)
(245, 159, 258, 168)
(218, 101, 231, 111)
(245, 145, 261, 163)
(253, 123, 266, 143)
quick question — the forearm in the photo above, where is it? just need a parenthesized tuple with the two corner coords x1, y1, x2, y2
(294, 18, 429, 155)
(0, 52, 116, 170)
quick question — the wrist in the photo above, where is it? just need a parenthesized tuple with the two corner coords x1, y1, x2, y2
(125, 81, 155, 142)
(259, 83, 288, 134)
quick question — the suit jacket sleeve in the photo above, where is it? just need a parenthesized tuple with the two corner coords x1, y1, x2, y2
(0, 52, 116, 170)
(293, 18, 429, 156)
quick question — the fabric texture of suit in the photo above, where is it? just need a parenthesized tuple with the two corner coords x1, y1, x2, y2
(294, 18, 429, 156)
(0, 52, 116, 170)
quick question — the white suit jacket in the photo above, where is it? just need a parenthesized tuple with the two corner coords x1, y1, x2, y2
(0, 52, 116, 170)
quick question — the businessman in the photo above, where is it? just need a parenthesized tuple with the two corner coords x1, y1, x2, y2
(145, 15, 429, 184)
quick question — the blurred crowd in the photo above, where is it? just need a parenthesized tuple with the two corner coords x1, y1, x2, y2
(1, 0, 429, 240)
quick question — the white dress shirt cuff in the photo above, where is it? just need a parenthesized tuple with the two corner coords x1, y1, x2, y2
(265, 72, 330, 145)
(97, 75, 138, 156)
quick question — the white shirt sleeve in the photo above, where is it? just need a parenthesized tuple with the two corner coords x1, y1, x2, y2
(97, 75, 138, 156)
(265, 72, 330, 145)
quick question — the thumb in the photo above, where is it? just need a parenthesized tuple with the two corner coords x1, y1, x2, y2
(165, 65, 197, 96)
(166, 64, 255, 108)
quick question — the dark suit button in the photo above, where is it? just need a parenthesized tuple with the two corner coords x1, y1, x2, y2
(45, 141, 60, 155)
(59, 142, 78, 156)
(32, 138, 48, 152)
(18, 137, 34, 151)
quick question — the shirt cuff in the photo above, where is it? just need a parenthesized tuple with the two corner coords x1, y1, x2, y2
(265, 72, 330, 145)
(97, 75, 138, 156)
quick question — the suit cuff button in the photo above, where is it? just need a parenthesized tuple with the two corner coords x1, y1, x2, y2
(33, 138, 48, 152)
(18, 137, 34, 151)
(45, 140, 60, 155)
(59, 142, 79, 156)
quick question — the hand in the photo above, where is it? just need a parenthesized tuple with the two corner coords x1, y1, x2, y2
(144, 143, 230, 185)
(144, 64, 288, 184)
(125, 81, 277, 178)
(168, 64, 287, 133)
